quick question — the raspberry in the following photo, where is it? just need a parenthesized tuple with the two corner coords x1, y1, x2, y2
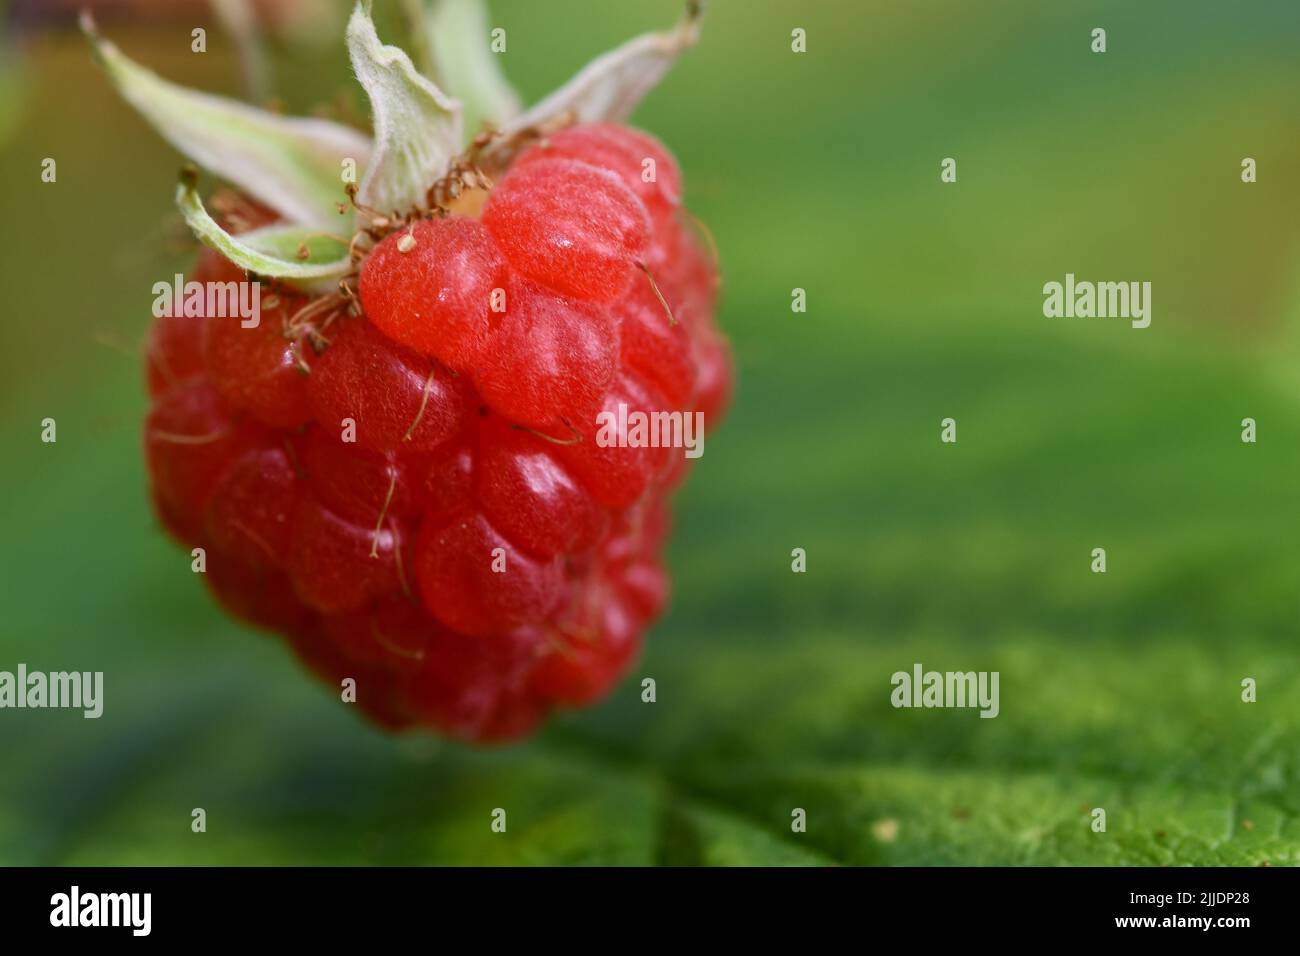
(80, 0, 727, 742)
(482, 158, 651, 302)
(142, 117, 732, 741)
(206, 556, 313, 637)
(690, 322, 734, 429)
(473, 279, 617, 431)
(146, 249, 235, 396)
(421, 436, 475, 524)
(307, 317, 470, 454)
(529, 600, 641, 707)
(287, 497, 408, 614)
(474, 415, 609, 560)
(413, 510, 563, 637)
(515, 123, 682, 230)
(359, 217, 507, 372)
(297, 426, 422, 526)
(202, 446, 300, 570)
(205, 293, 315, 428)
(144, 381, 268, 542)
(612, 280, 697, 409)
(531, 568, 644, 707)
(404, 624, 545, 740)
(555, 372, 674, 510)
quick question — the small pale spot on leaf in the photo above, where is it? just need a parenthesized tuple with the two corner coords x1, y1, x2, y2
(871, 818, 899, 843)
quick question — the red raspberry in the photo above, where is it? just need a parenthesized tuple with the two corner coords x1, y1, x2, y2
(482, 158, 651, 302)
(206, 556, 313, 638)
(421, 436, 475, 524)
(307, 317, 470, 454)
(146, 204, 277, 397)
(142, 123, 732, 742)
(202, 446, 300, 570)
(515, 123, 682, 231)
(145, 250, 227, 397)
(612, 280, 697, 409)
(555, 372, 674, 510)
(404, 624, 545, 740)
(144, 381, 268, 542)
(413, 509, 563, 637)
(531, 568, 644, 707)
(296, 426, 423, 527)
(473, 279, 617, 431)
(474, 415, 609, 560)
(205, 293, 315, 429)
(287, 496, 409, 615)
(358, 217, 508, 372)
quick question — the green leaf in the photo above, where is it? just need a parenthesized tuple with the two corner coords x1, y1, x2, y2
(176, 175, 352, 287)
(636, 632, 1300, 866)
(489, 1, 702, 154)
(403, 0, 522, 143)
(82, 12, 369, 230)
(346, 1, 460, 215)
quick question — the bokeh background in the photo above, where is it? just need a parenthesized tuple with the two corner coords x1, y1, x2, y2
(2, 0, 1299, 865)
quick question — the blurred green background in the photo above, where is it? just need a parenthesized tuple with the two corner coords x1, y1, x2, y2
(2, 0, 1299, 865)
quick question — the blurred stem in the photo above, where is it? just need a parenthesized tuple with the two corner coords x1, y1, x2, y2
(209, 0, 272, 104)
